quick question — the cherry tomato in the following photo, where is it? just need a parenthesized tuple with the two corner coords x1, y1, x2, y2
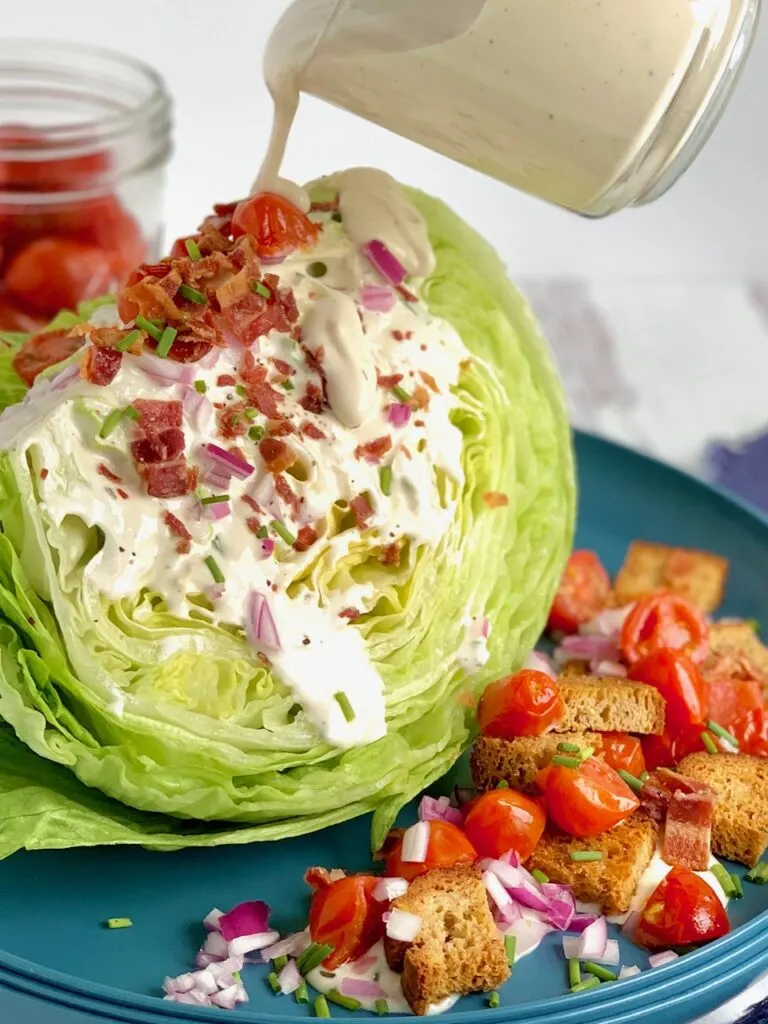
(600, 733, 646, 777)
(463, 789, 545, 861)
(620, 592, 709, 666)
(0, 124, 109, 191)
(0, 290, 45, 333)
(547, 550, 611, 635)
(308, 874, 384, 969)
(537, 756, 640, 838)
(385, 820, 477, 883)
(12, 329, 84, 387)
(705, 673, 763, 732)
(730, 707, 768, 756)
(639, 732, 677, 771)
(4, 237, 115, 316)
(477, 670, 565, 739)
(231, 192, 319, 260)
(629, 649, 708, 731)
(634, 865, 730, 950)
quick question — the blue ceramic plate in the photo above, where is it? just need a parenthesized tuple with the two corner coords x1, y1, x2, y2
(1, 431, 767, 1024)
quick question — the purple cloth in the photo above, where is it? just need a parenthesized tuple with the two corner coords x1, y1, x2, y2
(707, 435, 768, 514)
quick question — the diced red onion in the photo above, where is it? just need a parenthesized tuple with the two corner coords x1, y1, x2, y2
(261, 931, 310, 962)
(621, 911, 640, 940)
(340, 977, 388, 999)
(494, 900, 522, 925)
(50, 363, 81, 392)
(199, 348, 220, 370)
(649, 950, 679, 969)
(260, 538, 276, 558)
(361, 284, 396, 312)
(351, 954, 379, 975)
(203, 908, 225, 933)
(502, 918, 552, 960)
(228, 930, 280, 957)
(137, 353, 194, 388)
(485, 861, 551, 914)
(386, 908, 422, 942)
(192, 970, 219, 997)
(619, 965, 642, 980)
(401, 821, 430, 863)
(204, 501, 231, 521)
(166, 990, 211, 1005)
(195, 950, 222, 969)
(182, 386, 212, 431)
(418, 795, 464, 828)
(387, 402, 412, 428)
(575, 900, 602, 916)
(483, 870, 513, 911)
(523, 650, 556, 678)
(203, 442, 254, 480)
(278, 959, 303, 994)
(373, 877, 409, 902)
(211, 983, 247, 1009)
(562, 935, 620, 965)
(580, 606, 631, 637)
(163, 973, 197, 995)
(219, 900, 271, 941)
(594, 660, 628, 677)
(208, 583, 226, 601)
(207, 956, 244, 988)
(499, 850, 521, 868)
(202, 931, 229, 958)
(567, 913, 600, 933)
(540, 883, 575, 930)
(361, 240, 407, 287)
(554, 634, 620, 669)
(245, 590, 282, 652)
(576, 916, 608, 960)
(480, 617, 490, 639)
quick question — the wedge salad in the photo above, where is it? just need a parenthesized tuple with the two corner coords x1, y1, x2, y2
(0, 169, 573, 856)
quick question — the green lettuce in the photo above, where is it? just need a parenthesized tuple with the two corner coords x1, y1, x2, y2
(0, 188, 575, 859)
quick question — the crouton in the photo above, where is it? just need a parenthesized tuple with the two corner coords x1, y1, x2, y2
(528, 813, 659, 914)
(677, 753, 768, 867)
(384, 866, 509, 1015)
(558, 676, 665, 735)
(613, 541, 728, 614)
(705, 621, 768, 701)
(471, 732, 604, 794)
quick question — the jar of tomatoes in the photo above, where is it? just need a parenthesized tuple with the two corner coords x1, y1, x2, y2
(0, 40, 171, 331)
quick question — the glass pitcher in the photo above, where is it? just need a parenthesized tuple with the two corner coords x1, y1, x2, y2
(264, 0, 761, 216)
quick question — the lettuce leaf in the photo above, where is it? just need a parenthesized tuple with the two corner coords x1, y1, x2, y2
(0, 190, 574, 858)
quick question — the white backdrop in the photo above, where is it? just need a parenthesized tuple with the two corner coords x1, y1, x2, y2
(4, 0, 767, 278)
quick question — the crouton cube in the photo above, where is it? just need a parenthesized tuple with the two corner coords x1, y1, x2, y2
(613, 541, 728, 614)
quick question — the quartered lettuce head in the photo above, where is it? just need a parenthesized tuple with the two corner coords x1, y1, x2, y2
(0, 186, 574, 859)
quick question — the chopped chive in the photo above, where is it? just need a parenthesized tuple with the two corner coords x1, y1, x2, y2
(309, 185, 339, 206)
(306, 261, 328, 278)
(531, 869, 549, 885)
(571, 851, 603, 862)
(204, 555, 224, 584)
(701, 731, 719, 755)
(105, 917, 133, 929)
(249, 424, 265, 441)
(708, 720, 739, 748)
(245, 407, 259, 420)
(568, 959, 581, 988)
(711, 861, 737, 897)
(185, 238, 202, 261)
(584, 961, 617, 982)
(731, 873, 744, 899)
(379, 465, 393, 496)
(267, 971, 281, 993)
(552, 755, 582, 769)
(178, 283, 207, 305)
(488, 992, 500, 1009)
(194, 379, 207, 394)
(200, 494, 230, 505)
(252, 280, 271, 299)
(124, 405, 139, 420)
(256, 525, 269, 540)
(235, 384, 247, 396)
(156, 325, 178, 358)
(504, 934, 516, 965)
(579, 746, 596, 761)
(297, 942, 335, 975)
(639, 771, 650, 783)
(746, 862, 768, 884)
(98, 408, 125, 439)
(295, 981, 309, 1004)
(116, 329, 141, 352)
(282, 379, 295, 391)
(271, 520, 296, 546)
(375, 998, 389, 1015)
(392, 384, 411, 403)
(135, 315, 163, 341)
(314, 995, 331, 1018)
(326, 990, 361, 1011)
(618, 769, 645, 793)
(334, 691, 355, 722)
(571, 976, 601, 994)
(557, 742, 582, 754)
(273, 955, 288, 970)
(496, 780, 509, 789)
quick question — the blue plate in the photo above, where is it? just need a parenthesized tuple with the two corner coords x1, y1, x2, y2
(1, 431, 768, 1024)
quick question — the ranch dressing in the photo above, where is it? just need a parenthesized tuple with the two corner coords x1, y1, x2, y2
(260, 0, 760, 216)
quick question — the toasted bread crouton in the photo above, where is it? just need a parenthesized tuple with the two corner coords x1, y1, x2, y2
(705, 621, 768, 701)
(528, 814, 659, 914)
(384, 866, 509, 1015)
(471, 732, 604, 794)
(612, 541, 727, 613)
(558, 676, 665, 735)
(677, 753, 768, 867)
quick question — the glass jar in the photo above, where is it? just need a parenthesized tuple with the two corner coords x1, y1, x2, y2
(0, 40, 172, 331)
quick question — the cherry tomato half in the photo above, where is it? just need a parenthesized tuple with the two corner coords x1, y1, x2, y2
(639, 732, 677, 772)
(231, 192, 319, 260)
(620, 592, 709, 666)
(12, 329, 84, 387)
(308, 874, 384, 969)
(600, 733, 646, 777)
(705, 672, 763, 732)
(634, 865, 730, 950)
(463, 788, 546, 861)
(477, 670, 565, 739)
(385, 820, 477, 883)
(0, 124, 110, 191)
(537, 756, 640, 838)
(547, 550, 611, 635)
(4, 237, 114, 317)
(629, 649, 708, 731)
